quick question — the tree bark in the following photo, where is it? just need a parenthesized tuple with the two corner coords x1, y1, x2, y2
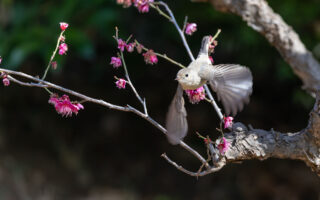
(194, 0, 320, 93)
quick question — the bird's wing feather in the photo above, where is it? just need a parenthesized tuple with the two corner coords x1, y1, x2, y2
(165, 85, 188, 145)
(200, 64, 252, 116)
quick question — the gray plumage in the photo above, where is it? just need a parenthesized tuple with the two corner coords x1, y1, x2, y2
(165, 85, 188, 145)
(165, 36, 253, 145)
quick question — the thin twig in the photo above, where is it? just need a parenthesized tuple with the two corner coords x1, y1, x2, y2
(161, 153, 202, 176)
(210, 29, 221, 43)
(2, 68, 128, 111)
(135, 40, 186, 69)
(120, 53, 144, 104)
(7, 75, 48, 88)
(143, 98, 148, 116)
(42, 31, 65, 80)
(157, 1, 195, 61)
(204, 84, 223, 120)
(182, 16, 188, 32)
(114, 28, 145, 106)
(155, 1, 223, 119)
(0, 67, 209, 167)
(161, 153, 223, 176)
(149, 3, 171, 21)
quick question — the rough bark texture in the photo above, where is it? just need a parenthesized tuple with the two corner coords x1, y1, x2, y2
(185, 0, 320, 177)
(224, 112, 320, 176)
(195, 0, 320, 93)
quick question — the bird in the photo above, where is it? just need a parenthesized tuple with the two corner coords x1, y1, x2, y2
(166, 35, 253, 145)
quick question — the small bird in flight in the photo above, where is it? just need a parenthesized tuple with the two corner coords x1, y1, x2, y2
(166, 36, 253, 145)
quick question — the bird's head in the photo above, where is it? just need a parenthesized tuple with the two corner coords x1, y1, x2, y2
(176, 68, 201, 90)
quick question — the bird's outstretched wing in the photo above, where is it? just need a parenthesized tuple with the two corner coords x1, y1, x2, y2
(165, 85, 188, 145)
(200, 64, 253, 116)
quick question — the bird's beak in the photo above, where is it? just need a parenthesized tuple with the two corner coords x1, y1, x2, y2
(175, 77, 180, 81)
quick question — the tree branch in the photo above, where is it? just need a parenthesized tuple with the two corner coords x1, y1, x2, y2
(0, 67, 209, 168)
(222, 111, 320, 176)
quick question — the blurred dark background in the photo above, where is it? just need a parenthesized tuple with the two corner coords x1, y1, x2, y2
(0, 0, 320, 199)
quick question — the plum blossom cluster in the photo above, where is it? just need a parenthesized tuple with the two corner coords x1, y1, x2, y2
(58, 22, 69, 55)
(110, 33, 159, 89)
(217, 137, 230, 155)
(44, 23, 85, 118)
(109, 37, 133, 89)
(116, 39, 136, 54)
(116, 0, 154, 13)
(133, 0, 154, 13)
(185, 86, 205, 104)
(49, 94, 84, 117)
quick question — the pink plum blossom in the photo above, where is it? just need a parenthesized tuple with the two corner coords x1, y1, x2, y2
(2, 77, 10, 86)
(60, 22, 69, 31)
(185, 23, 197, 35)
(115, 78, 126, 89)
(143, 50, 158, 65)
(133, 0, 154, 13)
(58, 43, 68, 55)
(136, 44, 144, 54)
(74, 103, 84, 110)
(1, 72, 10, 86)
(110, 57, 122, 68)
(117, 39, 126, 52)
(49, 94, 84, 117)
(0, 56, 2, 64)
(126, 43, 135, 52)
(223, 116, 233, 129)
(185, 86, 205, 104)
(218, 137, 230, 155)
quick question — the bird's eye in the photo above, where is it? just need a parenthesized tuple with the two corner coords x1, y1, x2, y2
(185, 74, 189, 77)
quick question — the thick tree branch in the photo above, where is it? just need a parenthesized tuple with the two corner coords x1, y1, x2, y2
(222, 107, 320, 176)
(194, 0, 320, 93)
(163, 102, 320, 177)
